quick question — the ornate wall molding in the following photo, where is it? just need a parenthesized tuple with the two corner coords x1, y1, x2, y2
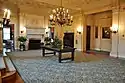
(19, 13, 44, 28)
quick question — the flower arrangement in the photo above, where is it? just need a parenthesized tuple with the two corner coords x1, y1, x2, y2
(44, 37, 51, 45)
(51, 36, 62, 48)
(17, 36, 27, 43)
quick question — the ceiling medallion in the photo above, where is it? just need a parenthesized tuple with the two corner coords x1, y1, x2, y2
(49, 0, 73, 26)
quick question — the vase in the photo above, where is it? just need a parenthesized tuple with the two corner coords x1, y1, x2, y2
(20, 42, 25, 45)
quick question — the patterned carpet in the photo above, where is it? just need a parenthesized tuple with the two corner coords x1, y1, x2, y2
(7, 50, 125, 83)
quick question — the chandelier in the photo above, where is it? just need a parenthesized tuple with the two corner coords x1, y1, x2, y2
(49, 0, 73, 26)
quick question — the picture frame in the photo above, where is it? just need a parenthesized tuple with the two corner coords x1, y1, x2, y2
(102, 27, 110, 39)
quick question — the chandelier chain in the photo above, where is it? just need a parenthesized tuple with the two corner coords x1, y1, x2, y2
(61, 0, 62, 7)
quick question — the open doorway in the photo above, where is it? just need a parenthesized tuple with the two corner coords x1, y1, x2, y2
(86, 25, 91, 51)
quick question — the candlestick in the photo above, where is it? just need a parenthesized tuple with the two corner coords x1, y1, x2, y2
(52, 9, 56, 13)
(66, 9, 68, 13)
(7, 10, 11, 19)
(50, 14, 53, 20)
(3, 9, 7, 18)
(71, 16, 73, 20)
(57, 8, 59, 11)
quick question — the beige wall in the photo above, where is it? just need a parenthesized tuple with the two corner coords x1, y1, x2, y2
(86, 11, 112, 51)
(19, 13, 44, 29)
(72, 14, 83, 51)
(94, 11, 112, 52)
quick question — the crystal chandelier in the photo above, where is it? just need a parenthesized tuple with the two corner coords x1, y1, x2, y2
(49, 0, 73, 26)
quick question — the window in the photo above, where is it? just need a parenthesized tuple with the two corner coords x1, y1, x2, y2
(102, 27, 110, 39)
(95, 26, 98, 38)
(3, 28, 10, 40)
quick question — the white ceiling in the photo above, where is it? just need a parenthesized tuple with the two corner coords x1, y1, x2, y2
(0, 0, 123, 16)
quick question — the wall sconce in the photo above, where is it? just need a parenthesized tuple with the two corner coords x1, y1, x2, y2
(45, 27, 50, 37)
(110, 24, 118, 33)
(21, 30, 24, 34)
(20, 27, 26, 34)
(77, 31, 81, 34)
(77, 26, 82, 34)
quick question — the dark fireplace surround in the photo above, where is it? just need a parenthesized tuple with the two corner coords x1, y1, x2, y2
(28, 38, 41, 50)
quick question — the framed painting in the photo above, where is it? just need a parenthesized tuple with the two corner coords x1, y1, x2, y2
(102, 27, 111, 39)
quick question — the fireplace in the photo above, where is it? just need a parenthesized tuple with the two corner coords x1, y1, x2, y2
(26, 28, 45, 50)
(28, 38, 41, 50)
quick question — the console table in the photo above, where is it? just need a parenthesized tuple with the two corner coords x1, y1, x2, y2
(41, 46, 76, 63)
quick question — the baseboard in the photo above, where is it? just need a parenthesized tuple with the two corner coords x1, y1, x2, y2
(94, 48, 100, 51)
(76, 49, 82, 51)
(110, 53, 117, 57)
(94, 48, 110, 52)
(110, 53, 125, 58)
(14, 48, 18, 50)
(118, 54, 125, 58)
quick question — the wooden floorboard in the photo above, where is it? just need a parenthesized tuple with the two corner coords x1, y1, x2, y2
(15, 72, 24, 83)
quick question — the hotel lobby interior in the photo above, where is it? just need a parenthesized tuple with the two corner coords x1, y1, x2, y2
(0, 0, 125, 83)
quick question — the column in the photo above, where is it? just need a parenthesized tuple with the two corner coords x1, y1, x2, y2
(82, 14, 87, 51)
(15, 7, 20, 49)
(110, 7, 125, 58)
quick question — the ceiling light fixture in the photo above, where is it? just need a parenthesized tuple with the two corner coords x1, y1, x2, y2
(49, 0, 73, 26)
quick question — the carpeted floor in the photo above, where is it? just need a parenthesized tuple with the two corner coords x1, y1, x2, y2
(7, 50, 125, 83)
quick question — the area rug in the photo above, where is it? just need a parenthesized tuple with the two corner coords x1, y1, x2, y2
(7, 50, 125, 83)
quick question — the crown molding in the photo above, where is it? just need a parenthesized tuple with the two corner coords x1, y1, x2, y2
(84, 4, 112, 15)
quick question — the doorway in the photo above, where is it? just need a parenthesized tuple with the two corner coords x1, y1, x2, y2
(86, 25, 91, 51)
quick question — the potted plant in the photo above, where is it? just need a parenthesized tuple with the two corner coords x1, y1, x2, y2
(17, 36, 27, 45)
(51, 36, 62, 49)
(44, 37, 51, 45)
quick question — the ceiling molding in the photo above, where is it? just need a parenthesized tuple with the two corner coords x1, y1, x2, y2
(84, 4, 112, 14)
(0, 0, 121, 16)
